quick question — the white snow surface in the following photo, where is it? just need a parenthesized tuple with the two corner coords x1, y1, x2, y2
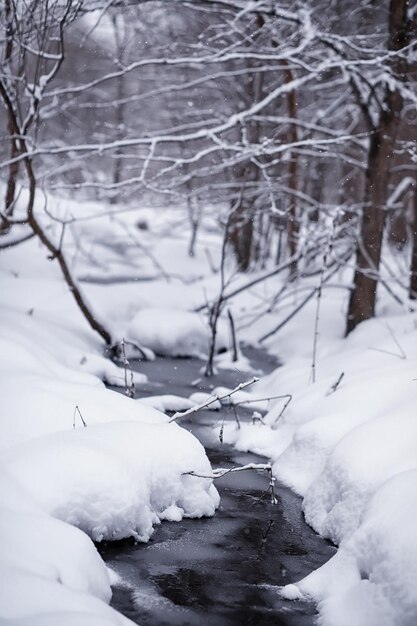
(222, 311, 417, 626)
(0, 233, 219, 625)
(3, 421, 219, 543)
(2, 190, 417, 626)
(127, 307, 229, 358)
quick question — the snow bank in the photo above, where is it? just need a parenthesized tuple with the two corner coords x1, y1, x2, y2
(0, 471, 131, 625)
(0, 234, 219, 624)
(127, 307, 228, 357)
(221, 312, 417, 625)
(2, 421, 219, 542)
(139, 394, 196, 413)
(286, 470, 417, 626)
(0, 370, 166, 451)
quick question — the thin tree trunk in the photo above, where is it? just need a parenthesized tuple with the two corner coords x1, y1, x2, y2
(283, 62, 299, 278)
(228, 14, 265, 271)
(0, 0, 19, 233)
(228, 166, 256, 271)
(410, 184, 417, 299)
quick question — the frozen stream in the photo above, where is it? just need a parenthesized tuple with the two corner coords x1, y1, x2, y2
(100, 350, 335, 625)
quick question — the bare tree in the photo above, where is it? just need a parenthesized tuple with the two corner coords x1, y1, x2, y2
(346, 0, 416, 333)
(0, 0, 113, 346)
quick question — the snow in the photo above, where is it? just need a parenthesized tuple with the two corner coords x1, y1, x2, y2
(219, 306, 417, 625)
(285, 470, 417, 626)
(2, 187, 417, 625)
(0, 472, 131, 626)
(127, 307, 229, 358)
(3, 421, 219, 542)
(0, 226, 220, 625)
(139, 394, 197, 413)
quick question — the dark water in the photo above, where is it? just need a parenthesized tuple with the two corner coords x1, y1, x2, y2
(100, 349, 335, 625)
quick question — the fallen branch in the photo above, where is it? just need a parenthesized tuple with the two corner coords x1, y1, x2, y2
(184, 462, 278, 504)
(183, 462, 271, 479)
(168, 376, 259, 422)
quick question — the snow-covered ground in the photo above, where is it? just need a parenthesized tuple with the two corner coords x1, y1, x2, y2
(0, 204, 220, 625)
(1, 190, 416, 625)
(218, 309, 417, 625)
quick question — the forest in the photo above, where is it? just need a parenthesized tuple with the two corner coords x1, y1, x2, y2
(1, 1, 416, 625)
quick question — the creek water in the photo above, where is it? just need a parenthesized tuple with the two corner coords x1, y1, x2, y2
(100, 349, 335, 625)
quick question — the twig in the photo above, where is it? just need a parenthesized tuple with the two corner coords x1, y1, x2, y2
(259, 258, 346, 343)
(268, 468, 278, 505)
(185, 462, 278, 506)
(312, 214, 338, 383)
(73, 405, 87, 428)
(120, 338, 135, 398)
(204, 247, 218, 273)
(0, 231, 35, 249)
(195, 252, 301, 313)
(326, 372, 345, 396)
(183, 461, 271, 479)
(169, 376, 259, 422)
(368, 322, 407, 360)
(231, 392, 292, 425)
(385, 322, 407, 359)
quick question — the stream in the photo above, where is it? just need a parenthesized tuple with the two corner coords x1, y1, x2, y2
(100, 349, 335, 625)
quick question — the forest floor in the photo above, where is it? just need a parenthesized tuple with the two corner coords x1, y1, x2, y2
(0, 193, 416, 626)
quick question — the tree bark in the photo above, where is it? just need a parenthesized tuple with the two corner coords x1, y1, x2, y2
(0, 0, 19, 234)
(283, 62, 299, 278)
(346, 0, 410, 334)
(228, 160, 257, 271)
(410, 183, 417, 299)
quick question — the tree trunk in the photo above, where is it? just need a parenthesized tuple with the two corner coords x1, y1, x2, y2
(0, 79, 114, 348)
(284, 62, 299, 278)
(228, 193, 255, 271)
(410, 184, 417, 300)
(0, 0, 19, 234)
(346, 0, 409, 334)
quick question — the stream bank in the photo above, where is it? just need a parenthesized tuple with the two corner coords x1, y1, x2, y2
(101, 350, 335, 625)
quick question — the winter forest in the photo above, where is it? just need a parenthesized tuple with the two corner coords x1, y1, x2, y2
(0, 0, 417, 625)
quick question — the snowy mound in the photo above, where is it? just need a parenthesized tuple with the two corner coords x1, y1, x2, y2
(3, 421, 219, 542)
(287, 470, 417, 626)
(0, 471, 131, 625)
(220, 313, 417, 625)
(0, 372, 167, 451)
(127, 307, 228, 357)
